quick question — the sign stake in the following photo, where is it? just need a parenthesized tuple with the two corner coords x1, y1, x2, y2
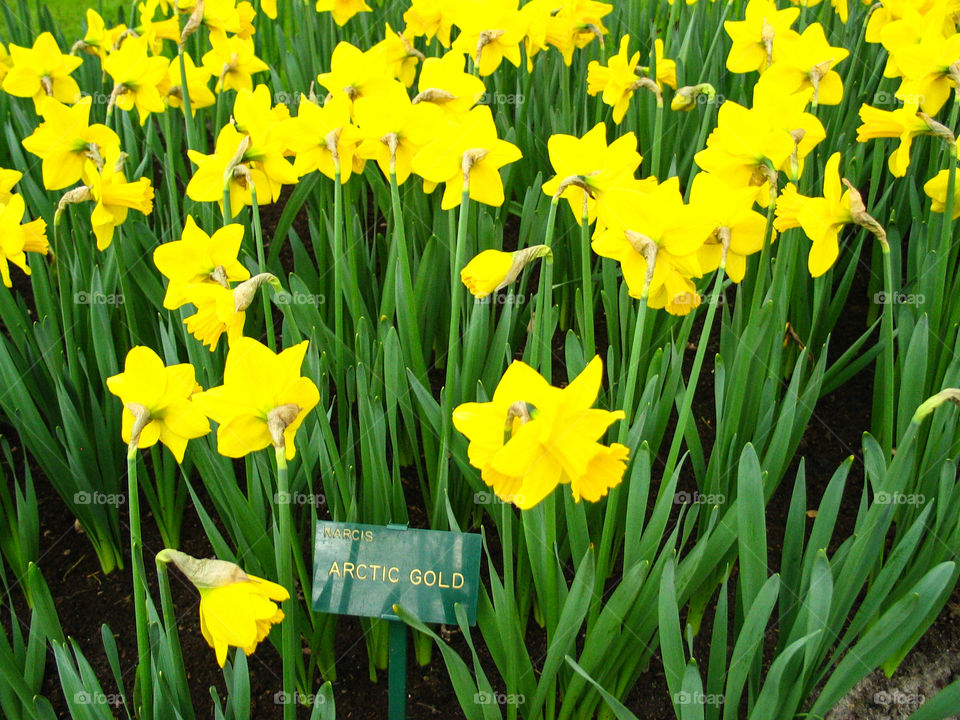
(384, 612, 407, 720)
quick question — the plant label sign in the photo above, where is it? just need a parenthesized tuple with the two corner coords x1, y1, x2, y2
(311, 521, 482, 625)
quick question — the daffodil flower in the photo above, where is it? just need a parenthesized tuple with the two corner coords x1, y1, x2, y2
(688, 171, 769, 283)
(372, 23, 423, 88)
(586, 35, 642, 124)
(2, 32, 82, 109)
(460, 245, 551, 298)
(182, 283, 247, 351)
(187, 123, 298, 209)
(105, 346, 210, 461)
(759, 22, 849, 105)
(162, 52, 215, 113)
(774, 153, 884, 277)
(202, 34, 268, 93)
(316, 41, 393, 104)
(196, 338, 320, 460)
(153, 216, 250, 310)
(414, 51, 487, 115)
(453, 356, 629, 509)
(21, 96, 120, 191)
(289, 93, 365, 183)
(724, 0, 799, 74)
(541, 122, 642, 225)
(593, 177, 713, 314)
(84, 151, 155, 251)
(890, 21, 960, 115)
(315, 0, 372, 26)
(156, 549, 288, 667)
(354, 80, 443, 183)
(0, 167, 21, 205)
(856, 97, 933, 177)
(78, 8, 127, 61)
(411, 105, 522, 209)
(104, 35, 169, 125)
(0, 194, 48, 288)
(924, 169, 960, 218)
(403, 0, 456, 47)
(450, 0, 527, 77)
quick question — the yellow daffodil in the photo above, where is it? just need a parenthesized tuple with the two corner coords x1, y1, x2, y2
(354, 80, 443, 184)
(21, 96, 121, 190)
(461, 245, 551, 298)
(403, 0, 456, 47)
(289, 93, 364, 183)
(586, 35, 643, 124)
(80, 9, 128, 60)
(104, 35, 168, 124)
(315, 0, 372, 25)
(541, 122, 642, 225)
(688, 171, 769, 282)
(411, 105, 523, 209)
(182, 283, 247, 351)
(153, 217, 250, 309)
(85, 152, 155, 251)
(759, 22, 849, 105)
(856, 98, 932, 177)
(317, 41, 393, 105)
(2, 32, 83, 109)
(651, 39, 678, 91)
(924, 168, 960, 218)
(260, 0, 277, 18)
(156, 549, 288, 667)
(724, 0, 799, 74)
(891, 26, 960, 115)
(187, 123, 298, 210)
(193, 0, 245, 39)
(136, 0, 182, 53)
(750, 82, 826, 181)
(0, 168, 21, 204)
(202, 34, 268, 93)
(593, 177, 712, 314)
(450, 0, 527, 77)
(196, 337, 320, 460)
(453, 356, 629, 508)
(232, 84, 292, 148)
(774, 152, 865, 277)
(162, 52, 215, 113)
(105, 346, 210, 461)
(0, 194, 48, 288)
(372, 23, 423, 88)
(536, 0, 613, 67)
(414, 51, 487, 115)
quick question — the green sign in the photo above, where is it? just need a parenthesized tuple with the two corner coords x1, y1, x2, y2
(311, 521, 482, 625)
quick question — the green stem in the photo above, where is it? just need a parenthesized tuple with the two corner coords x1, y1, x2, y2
(251, 186, 276, 352)
(434, 189, 472, 529)
(579, 202, 595, 359)
(748, 175, 778, 319)
(156, 557, 195, 720)
(275, 447, 296, 720)
(222, 181, 232, 225)
(177, 47, 197, 156)
(593, 295, 650, 617)
(532, 198, 560, 378)
(879, 244, 896, 454)
(127, 447, 152, 720)
(650, 99, 664, 180)
(663, 258, 726, 483)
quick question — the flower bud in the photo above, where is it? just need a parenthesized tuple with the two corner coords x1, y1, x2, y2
(461, 245, 552, 298)
(157, 548, 250, 588)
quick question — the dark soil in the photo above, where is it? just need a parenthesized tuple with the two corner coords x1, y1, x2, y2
(3, 207, 960, 720)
